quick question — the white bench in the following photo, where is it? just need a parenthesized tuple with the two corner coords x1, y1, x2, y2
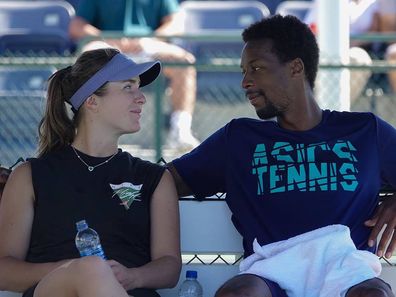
(161, 200, 396, 297)
(1, 200, 395, 297)
(158, 200, 243, 297)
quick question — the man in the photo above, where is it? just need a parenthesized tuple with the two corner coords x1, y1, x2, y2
(69, 0, 199, 151)
(169, 15, 396, 296)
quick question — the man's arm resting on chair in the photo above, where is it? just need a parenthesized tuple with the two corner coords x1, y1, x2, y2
(365, 191, 396, 259)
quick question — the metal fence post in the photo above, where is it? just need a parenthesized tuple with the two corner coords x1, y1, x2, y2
(154, 72, 166, 161)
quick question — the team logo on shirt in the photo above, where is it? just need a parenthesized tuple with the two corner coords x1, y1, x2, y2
(110, 182, 142, 210)
(252, 140, 359, 194)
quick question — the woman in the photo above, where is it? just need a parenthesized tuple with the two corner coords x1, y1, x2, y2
(0, 48, 181, 297)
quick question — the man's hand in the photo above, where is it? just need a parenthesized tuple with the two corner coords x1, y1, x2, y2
(0, 166, 11, 200)
(365, 194, 396, 258)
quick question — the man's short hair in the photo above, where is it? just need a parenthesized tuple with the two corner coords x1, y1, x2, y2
(242, 14, 319, 89)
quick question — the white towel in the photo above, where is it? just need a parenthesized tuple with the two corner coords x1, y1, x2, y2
(239, 225, 381, 297)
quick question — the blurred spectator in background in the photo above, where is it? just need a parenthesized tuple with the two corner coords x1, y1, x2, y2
(379, 0, 396, 93)
(305, 0, 396, 100)
(305, 0, 380, 104)
(349, 0, 396, 65)
(69, 0, 200, 151)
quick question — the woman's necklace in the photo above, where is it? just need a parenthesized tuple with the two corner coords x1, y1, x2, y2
(72, 146, 118, 172)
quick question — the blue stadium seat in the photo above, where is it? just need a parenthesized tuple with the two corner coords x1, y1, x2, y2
(0, 67, 56, 95)
(180, 1, 270, 60)
(64, 0, 81, 10)
(182, 1, 269, 31)
(0, 67, 56, 165)
(0, 1, 75, 55)
(179, 1, 270, 103)
(275, 0, 313, 21)
(254, 0, 287, 15)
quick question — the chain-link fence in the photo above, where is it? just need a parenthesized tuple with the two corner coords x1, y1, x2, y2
(0, 52, 396, 266)
(1, 49, 396, 167)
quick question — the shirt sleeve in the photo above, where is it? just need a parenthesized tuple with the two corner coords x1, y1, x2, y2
(172, 125, 229, 197)
(137, 159, 166, 202)
(75, 0, 97, 23)
(159, 0, 179, 20)
(376, 115, 396, 188)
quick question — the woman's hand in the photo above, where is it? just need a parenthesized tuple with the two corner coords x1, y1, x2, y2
(107, 259, 139, 291)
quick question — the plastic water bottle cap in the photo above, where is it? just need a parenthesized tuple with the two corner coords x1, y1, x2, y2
(186, 270, 197, 279)
(76, 220, 88, 232)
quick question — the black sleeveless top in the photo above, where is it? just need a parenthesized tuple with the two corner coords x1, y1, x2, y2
(25, 146, 165, 297)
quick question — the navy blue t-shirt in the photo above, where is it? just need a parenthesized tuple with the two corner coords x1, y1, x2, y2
(173, 110, 396, 256)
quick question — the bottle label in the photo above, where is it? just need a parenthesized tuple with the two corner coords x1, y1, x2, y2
(79, 244, 107, 260)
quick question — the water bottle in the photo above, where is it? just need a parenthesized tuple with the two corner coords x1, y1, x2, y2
(75, 219, 107, 259)
(178, 270, 203, 297)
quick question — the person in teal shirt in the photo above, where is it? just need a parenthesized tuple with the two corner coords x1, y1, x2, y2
(69, 0, 200, 151)
(74, 0, 178, 34)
